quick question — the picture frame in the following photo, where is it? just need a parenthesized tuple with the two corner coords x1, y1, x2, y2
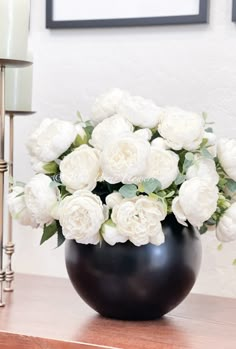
(233, 0, 236, 22)
(46, 0, 209, 29)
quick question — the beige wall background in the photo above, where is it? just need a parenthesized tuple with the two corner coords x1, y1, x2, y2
(9, 0, 236, 297)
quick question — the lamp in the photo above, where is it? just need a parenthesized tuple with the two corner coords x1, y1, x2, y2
(0, 0, 31, 306)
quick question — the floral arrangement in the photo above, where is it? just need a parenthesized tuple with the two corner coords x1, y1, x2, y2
(8, 89, 236, 251)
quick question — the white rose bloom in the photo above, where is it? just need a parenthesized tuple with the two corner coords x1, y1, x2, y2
(146, 146, 179, 189)
(216, 203, 236, 242)
(118, 95, 163, 128)
(186, 157, 219, 185)
(134, 128, 152, 141)
(111, 196, 166, 246)
(172, 178, 218, 228)
(24, 174, 59, 226)
(158, 107, 205, 151)
(89, 114, 133, 150)
(105, 192, 123, 209)
(59, 191, 107, 244)
(218, 138, 236, 181)
(27, 118, 77, 162)
(60, 145, 101, 193)
(101, 134, 150, 184)
(102, 221, 128, 246)
(91, 88, 130, 124)
(8, 186, 38, 228)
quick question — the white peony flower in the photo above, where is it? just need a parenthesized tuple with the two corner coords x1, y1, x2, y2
(89, 114, 133, 150)
(60, 145, 101, 193)
(134, 128, 152, 141)
(111, 196, 166, 246)
(158, 107, 205, 151)
(218, 138, 236, 181)
(59, 190, 107, 244)
(101, 134, 150, 184)
(186, 156, 219, 185)
(24, 174, 59, 226)
(102, 220, 128, 246)
(27, 118, 77, 163)
(91, 88, 130, 124)
(30, 157, 48, 174)
(151, 137, 169, 150)
(146, 146, 179, 189)
(8, 186, 38, 228)
(105, 192, 123, 209)
(216, 203, 236, 242)
(172, 178, 218, 228)
(118, 95, 163, 128)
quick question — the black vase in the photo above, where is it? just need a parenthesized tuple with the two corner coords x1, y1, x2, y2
(65, 214, 202, 320)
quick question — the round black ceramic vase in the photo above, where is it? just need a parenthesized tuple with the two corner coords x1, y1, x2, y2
(65, 214, 202, 320)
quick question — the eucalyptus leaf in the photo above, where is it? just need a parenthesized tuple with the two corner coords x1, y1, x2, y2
(205, 127, 213, 133)
(226, 179, 236, 193)
(119, 184, 137, 198)
(200, 147, 213, 160)
(40, 221, 58, 245)
(142, 178, 162, 194)
(175, 173, 186, 186)
(185, 152, 194, 161)
(84, 125, 94, 141)
(165, 191, 175, 198)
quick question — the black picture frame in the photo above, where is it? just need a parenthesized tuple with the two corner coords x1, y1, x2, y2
(233, 0, 236, 22)
(46, 0, 209, 29)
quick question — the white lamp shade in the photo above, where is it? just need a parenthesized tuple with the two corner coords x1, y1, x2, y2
(0, 0, 30, 61)
(5, 56, 33, 112)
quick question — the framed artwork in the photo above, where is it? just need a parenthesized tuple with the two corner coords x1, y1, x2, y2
(46, 0, 209, 29)
(233, 0, 236, 22)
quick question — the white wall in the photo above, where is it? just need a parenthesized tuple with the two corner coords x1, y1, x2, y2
(10, 0, 236, 297)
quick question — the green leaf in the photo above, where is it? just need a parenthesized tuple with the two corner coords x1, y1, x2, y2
(202, 112, 208, 121)
(56, 222, 65, 248)
(119, 184, 137, 198)
(73, 133, 88, 147)
(199, 225, 208, 235)
(165, 190, 175, 198)
(76, 111, 82, 121)
(200, 138, 208, 149)
(217, 243, 223, 251)
(205, 127, 213, 133)
(60, 185, 70, 198)
(43, 161, 59, 175)
(40, 221, 58, 245)
(175, 173, 186, 186)
(226, 179, 236, 193)
(142, 178, 162, 194)
(233, 259, 236, 266)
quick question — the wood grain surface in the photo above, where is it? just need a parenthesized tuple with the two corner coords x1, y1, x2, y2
(0, 274, 235, 349)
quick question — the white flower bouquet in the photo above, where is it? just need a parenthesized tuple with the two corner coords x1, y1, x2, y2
(8, 89, 236, 251)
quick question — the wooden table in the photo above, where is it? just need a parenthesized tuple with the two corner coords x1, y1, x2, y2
(0, 274, 235, 349)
